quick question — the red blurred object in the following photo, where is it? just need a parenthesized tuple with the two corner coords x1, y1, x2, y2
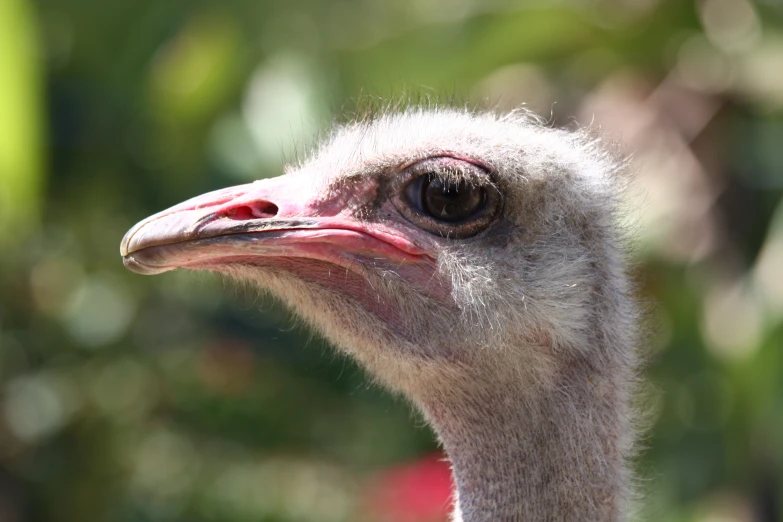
(361, 453, 454, 522)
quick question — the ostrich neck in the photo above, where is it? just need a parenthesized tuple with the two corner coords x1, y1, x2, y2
(415, 354, 631, 522)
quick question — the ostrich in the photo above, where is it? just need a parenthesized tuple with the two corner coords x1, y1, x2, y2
(121, 108, 640, 522)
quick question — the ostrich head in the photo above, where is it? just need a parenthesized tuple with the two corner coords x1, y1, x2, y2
(121, 109, 638, 521)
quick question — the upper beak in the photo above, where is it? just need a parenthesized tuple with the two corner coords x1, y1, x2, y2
(120, 175, 428, 276)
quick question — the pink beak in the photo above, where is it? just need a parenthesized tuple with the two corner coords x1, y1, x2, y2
(120, 174, 431, 277)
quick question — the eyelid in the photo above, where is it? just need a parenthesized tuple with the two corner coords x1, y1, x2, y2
(392, 157, 494, 192)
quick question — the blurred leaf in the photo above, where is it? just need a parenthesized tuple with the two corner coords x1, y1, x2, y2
(0, 0, 44, 245)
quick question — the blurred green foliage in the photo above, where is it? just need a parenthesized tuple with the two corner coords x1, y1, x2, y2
(0, 0, 44, 244)
(1, 0, 782, 521)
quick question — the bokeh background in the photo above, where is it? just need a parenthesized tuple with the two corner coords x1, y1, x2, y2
(1, 0, 782, 520)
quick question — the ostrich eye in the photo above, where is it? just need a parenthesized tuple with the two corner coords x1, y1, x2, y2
(393, 157, 502, 239)
(412, 176, 486, 222)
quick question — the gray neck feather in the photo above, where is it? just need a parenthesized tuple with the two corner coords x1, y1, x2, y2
(414, 353, 631, 522)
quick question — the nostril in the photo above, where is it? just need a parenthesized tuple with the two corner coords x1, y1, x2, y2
(224, 202, 278, 220)
(253, 202, 278, 218)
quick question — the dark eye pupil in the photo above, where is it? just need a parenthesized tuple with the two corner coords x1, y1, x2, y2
(422, 177, 485, 222)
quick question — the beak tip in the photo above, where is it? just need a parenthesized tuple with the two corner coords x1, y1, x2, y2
(120, 220, 145, 258)
(120, 238, 130, 257)
(121, 219, 173, 275)
(122, 254, 174, 275)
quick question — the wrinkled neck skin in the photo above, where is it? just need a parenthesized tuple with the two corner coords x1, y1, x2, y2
(407, 343, 632, 522)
